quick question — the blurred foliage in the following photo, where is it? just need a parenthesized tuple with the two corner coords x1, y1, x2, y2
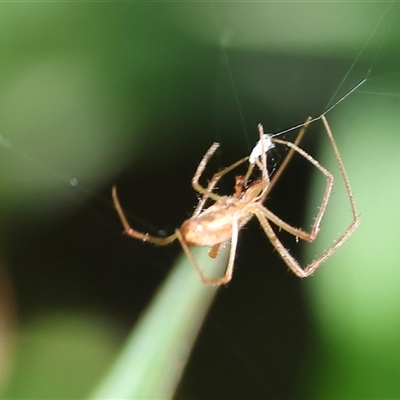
(0, 2, 399, 399)
(300, 95, 400, 399)
(2, 313, 119, 399)
(90, 247, 227, 400)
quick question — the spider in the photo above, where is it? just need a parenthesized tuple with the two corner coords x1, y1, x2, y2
(112, 115, 359, 285)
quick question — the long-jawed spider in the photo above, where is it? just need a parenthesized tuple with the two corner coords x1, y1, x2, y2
(112, 115, 359, 285)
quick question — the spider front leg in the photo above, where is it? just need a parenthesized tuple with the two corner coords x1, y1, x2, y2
(254, 115, 359, 277)
(266, 115, 359, 243)
(321, 115, 358, 222)
(248, 117, 311, 202)
(267, 116, 312, 194)
(259, 138, 334, 242)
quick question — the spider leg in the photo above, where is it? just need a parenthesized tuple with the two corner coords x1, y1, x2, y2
(255, 210, 309, 277)
(192, 142, 249, 206)
(265, 137, 334, 242)
(259, 124, 270, 184)
(321, 115, 358, 222)
(255, 204, 311, 241)
(175, 215, 239, 285)
(253, 115, 359, 277)
(193, 155, 250, 217)
(191, 143, 221, 203)
(265, 115, 359, 242)
(267, 116, 312, 194)
(255, 208, 358, 277)
(112, 185, 177, 245)
(247, 124, 277, 203)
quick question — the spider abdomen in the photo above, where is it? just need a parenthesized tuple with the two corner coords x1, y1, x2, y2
(180, 203, 251, 247)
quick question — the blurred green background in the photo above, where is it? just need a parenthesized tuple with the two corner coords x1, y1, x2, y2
(1, 2, 400, 399)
